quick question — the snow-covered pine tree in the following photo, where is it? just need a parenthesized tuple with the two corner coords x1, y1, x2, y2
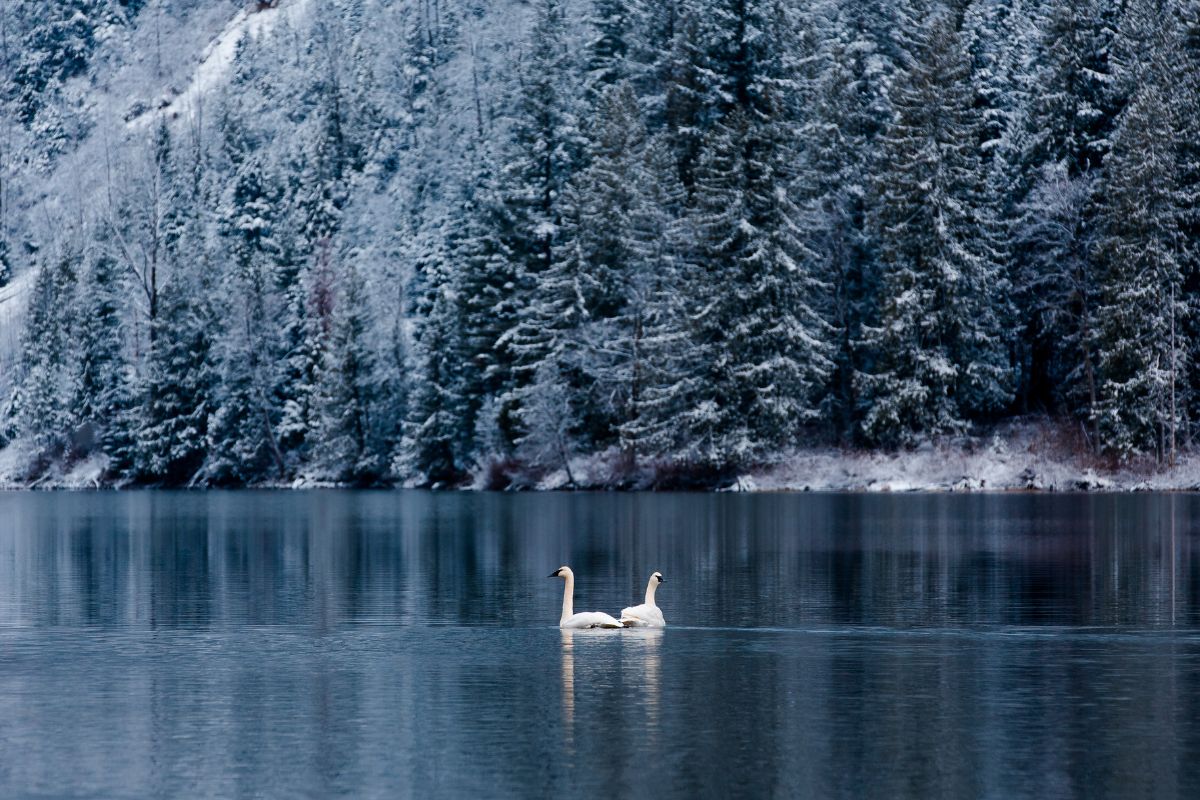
(134, 112, 219, 485)
(9, 0, 96, 126)
(1172, 1, 1200, 436)
(797, 0, 896, 441)
(293, 48, 350, 245)
(493, 0, 586, 447)
(1015, 163, 1101, 429)
(559, 83, 687, 458)
(71, 249, 135, 473)
(399, 263, 470, 485)
(450, 147, 521, 457)
(205, 146, 287, 483)
(515, 360, 579, 485)
(610, 133, 692, 461)
(860, 3, 1012, 446)
(17, 243, 80, 460)
(313, 261, 385, 485)
(676, 110, 832, 467)
(586, 0, 640, 93)
(1014, 0, 1120, 415)
(0, 238, 10, 289)
(964, 0, 1036, 167)
(138, 273, 219, 485)
(1092, 3, 1187, 462)
(277, 235, 334, 464)
(1024, 0, 1120, 180)
(658, 3, 708, 189)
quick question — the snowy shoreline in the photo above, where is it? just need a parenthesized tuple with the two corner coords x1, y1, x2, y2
(481, 418, 1200, 493)
(3, 421, 1199, 493)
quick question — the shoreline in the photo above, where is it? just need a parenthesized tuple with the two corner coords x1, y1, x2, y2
(1, 420, 1194, 493)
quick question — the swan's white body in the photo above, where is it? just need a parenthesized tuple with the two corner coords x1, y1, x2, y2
(551, 566, 624, 629)
(620, 571, 666, 627)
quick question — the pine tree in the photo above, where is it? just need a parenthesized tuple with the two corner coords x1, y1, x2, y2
(1092, 3, 1187, 461)
(138, 275, 218, 485)
(313, 261, 384, 484)
(610, 135, 692, 459)
(293, 52, 350, 245)
(494, 0, 586, 443)
(798, 0, 896, 440)
(71, 250, 135, 472)
(1016, 164, 1101, 426)
(673, 109, 832, 466)
(17, 245, 79, 459)
(659, 4, 708, 188)
(515, 360, 579, 483)
(860, 5, 1012, 446)
(586, 0, 639, 92)
(205, 156, 287, 483)
(1171, 2, 1200, 439)
(399, 264, 471, 485)
(559, 85, 688, 456)
(9, 1, 97, 126)
(452, 148, 522, 455)
(1024, 0, 1120, 180)
(1014, 0, 1120, 414)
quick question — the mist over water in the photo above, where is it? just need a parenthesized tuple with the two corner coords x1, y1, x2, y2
(1, 491, 1198, 798)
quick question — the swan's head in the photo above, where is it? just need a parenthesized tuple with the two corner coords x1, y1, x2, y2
(653, 571, 665, 584)
(548, 566, 573, 580)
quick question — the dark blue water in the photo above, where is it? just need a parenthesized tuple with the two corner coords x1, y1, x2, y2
(1, 491, 1198, 798)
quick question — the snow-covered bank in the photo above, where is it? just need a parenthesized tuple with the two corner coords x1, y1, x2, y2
(499, 420, 1200, 493)
(2, 419, 1198, 492)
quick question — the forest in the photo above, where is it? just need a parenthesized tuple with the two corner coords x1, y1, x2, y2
(0, 0, 1194, 487)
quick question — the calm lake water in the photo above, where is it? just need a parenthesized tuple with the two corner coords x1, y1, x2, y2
(1, 491, 1198, 798)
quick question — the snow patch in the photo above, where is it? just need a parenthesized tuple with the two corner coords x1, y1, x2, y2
(0, 269, 35, 343)
(61, 454, 109, 489)
(0, 439, 36, 485)
(0, 270, 35, 390)
(128, 0, 314, 129)
(0, 438, 110, 489)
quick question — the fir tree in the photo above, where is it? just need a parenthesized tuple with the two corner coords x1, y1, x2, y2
(798, 1, 895, 440)
(674, 108, 832, 466)
(560, 85, 688, 456)
(71, 251, 134, 472)
(18, 245, 79, 459)
(313, 261, 384, 484)
(1092, 3, 1187, 462)
(494, 0, 586, 442)
(860, 5, 1012, 446)
(138, 275, 218, 484)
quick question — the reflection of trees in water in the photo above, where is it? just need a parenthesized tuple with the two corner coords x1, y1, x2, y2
(0, 492, 1198, 630)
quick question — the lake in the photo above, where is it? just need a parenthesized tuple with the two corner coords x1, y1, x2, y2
(0, 491, 1197, 798)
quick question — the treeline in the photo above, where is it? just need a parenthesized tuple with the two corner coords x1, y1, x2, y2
(1, 0, 1199, 487)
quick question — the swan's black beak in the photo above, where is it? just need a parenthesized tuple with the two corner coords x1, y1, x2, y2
(659, 576, 666, 583)
(548, 570, 561, 578)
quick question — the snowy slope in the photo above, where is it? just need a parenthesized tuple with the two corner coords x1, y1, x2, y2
(126, 0, 316, 130)
(0, 269, 35, 377)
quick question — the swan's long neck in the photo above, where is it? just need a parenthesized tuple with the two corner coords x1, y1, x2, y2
(560, 573, 575, 624)
(644, 577, 658, 607)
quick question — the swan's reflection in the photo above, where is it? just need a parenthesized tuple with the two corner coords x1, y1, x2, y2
(560, 628, 576, 752)
(623, 628, 663, 741)
(560, 627, 664, 754)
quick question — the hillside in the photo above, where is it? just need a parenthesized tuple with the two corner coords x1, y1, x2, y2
(0, 0, 1197, 489)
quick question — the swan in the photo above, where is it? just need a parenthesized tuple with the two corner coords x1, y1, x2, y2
(549, 566, 624, 629)
(620, 571, 666, 627)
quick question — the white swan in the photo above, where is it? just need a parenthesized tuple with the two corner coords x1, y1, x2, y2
(620, 571, 666, 627)
(549, 566, 624, 629)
